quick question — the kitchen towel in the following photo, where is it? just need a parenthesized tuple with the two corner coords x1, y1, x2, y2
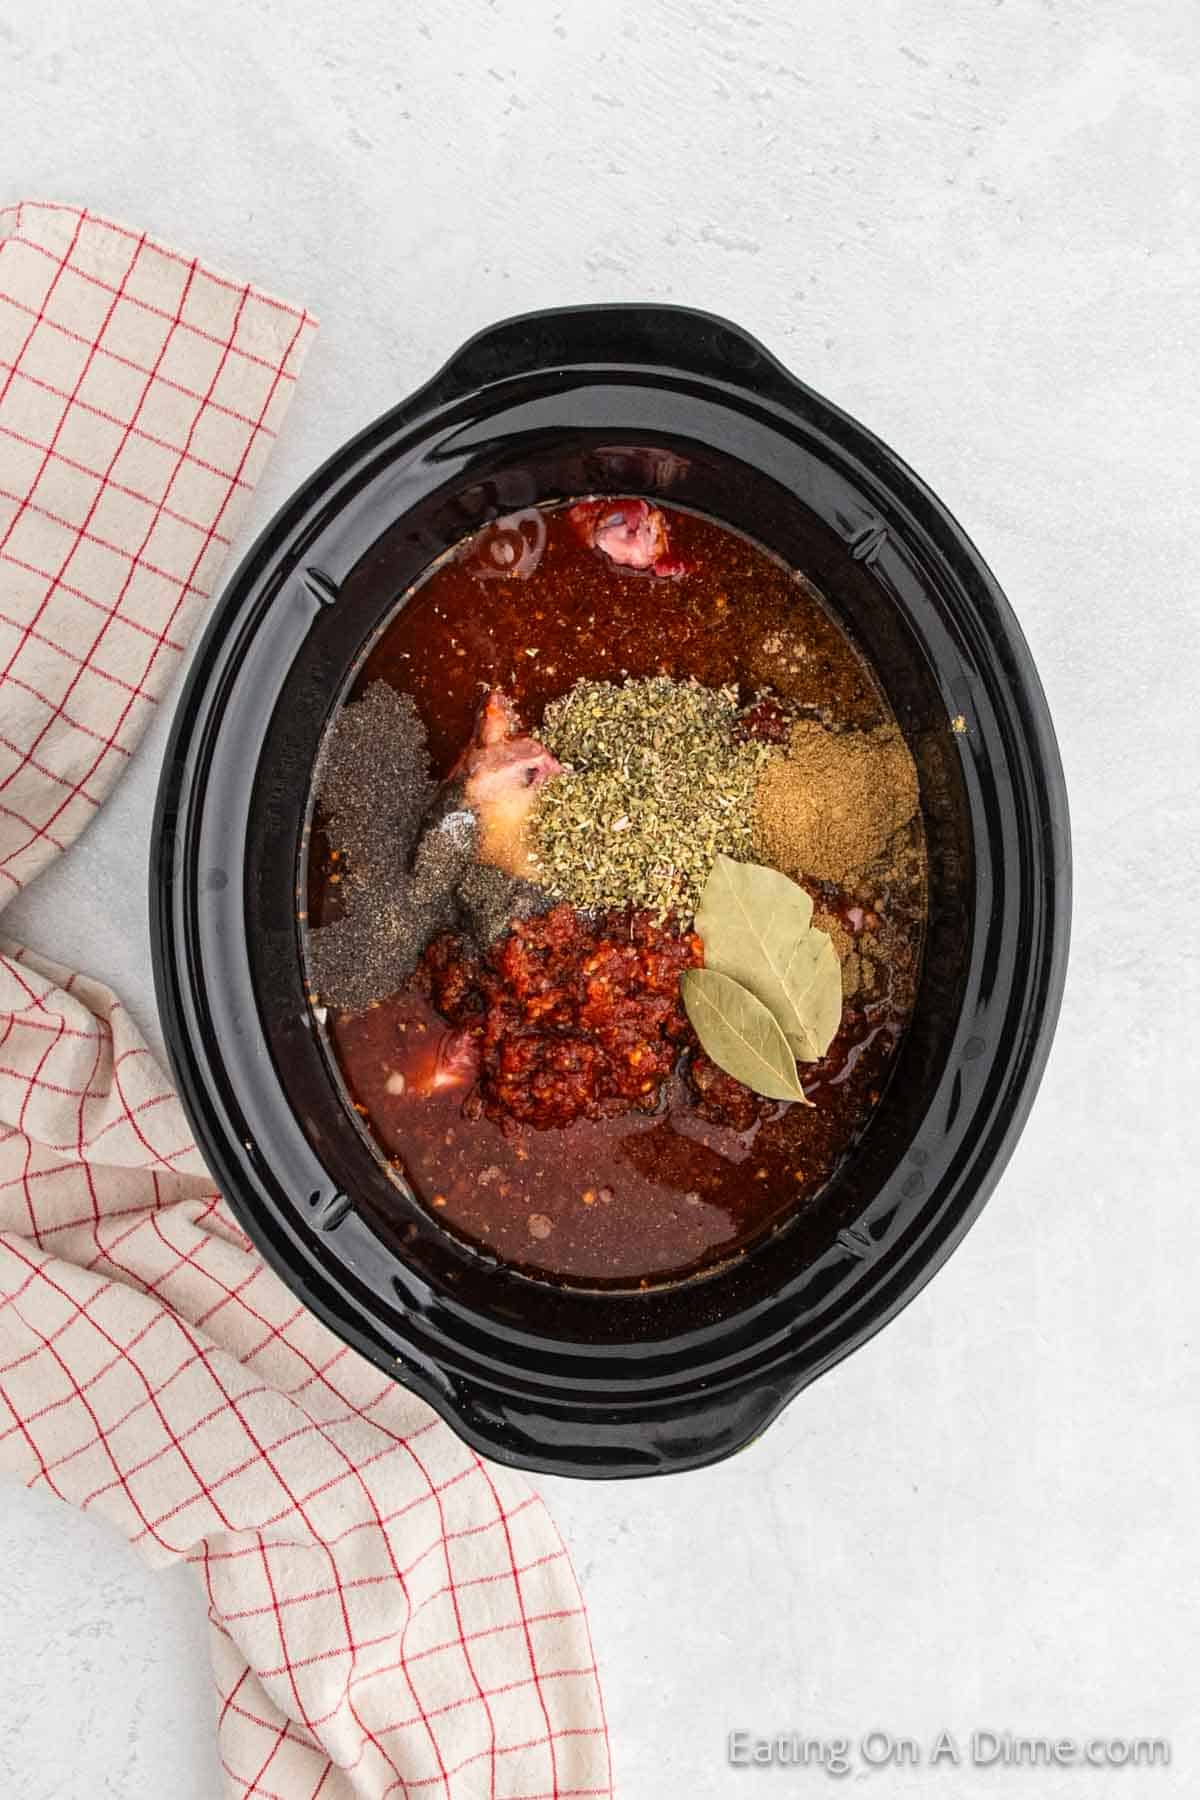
(0, 201, 612, 1800)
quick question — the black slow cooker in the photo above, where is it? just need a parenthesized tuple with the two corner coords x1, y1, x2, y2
(151, 304, 1070, 1477)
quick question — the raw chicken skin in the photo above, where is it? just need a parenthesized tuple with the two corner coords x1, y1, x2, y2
(451, 690, 561, 879)
(400, 1026, 480, 1100)
(568, 498, 686, 576)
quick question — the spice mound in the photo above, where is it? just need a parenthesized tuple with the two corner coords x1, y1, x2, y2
(422, 904, 702, 1130)
(307, 684, 557, 1010)
(754, 720, 920, 882)
(531, 675, 769, 917)
(688, 1051, 772, 1132)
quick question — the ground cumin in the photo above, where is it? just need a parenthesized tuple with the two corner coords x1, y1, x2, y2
(812, 909, 859, 999)
(754, 720, 920, 884)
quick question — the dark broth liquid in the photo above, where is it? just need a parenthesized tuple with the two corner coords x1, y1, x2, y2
(308, 503, 926, 1288)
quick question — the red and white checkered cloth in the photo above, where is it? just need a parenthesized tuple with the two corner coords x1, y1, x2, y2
(0, 202, 613, 1800)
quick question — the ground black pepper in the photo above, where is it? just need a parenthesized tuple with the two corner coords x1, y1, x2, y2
(305, 681, 555, 1009)
(316, 681, 433, 886)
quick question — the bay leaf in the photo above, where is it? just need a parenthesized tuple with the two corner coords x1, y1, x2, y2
(695, 854, 842, 1062)
(681, 967, 811, 1105)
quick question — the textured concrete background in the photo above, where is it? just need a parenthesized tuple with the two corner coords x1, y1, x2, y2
(3, 0, 1199, 1794)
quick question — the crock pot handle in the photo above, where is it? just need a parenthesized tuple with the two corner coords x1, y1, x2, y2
(431, 1368, 798, 1479)
(419, 303, 813, 414)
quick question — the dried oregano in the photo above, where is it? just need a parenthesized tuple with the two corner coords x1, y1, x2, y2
(529, 676, 771, 917)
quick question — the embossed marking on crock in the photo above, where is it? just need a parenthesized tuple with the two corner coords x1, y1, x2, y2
(308, 1189, 352, 1232)
(848, 520, 889, 564)
(301, 567, 340, 608)
(836, 1224, 875, 1260)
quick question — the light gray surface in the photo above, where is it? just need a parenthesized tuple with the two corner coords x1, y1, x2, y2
(3, 0, 1198, 1795)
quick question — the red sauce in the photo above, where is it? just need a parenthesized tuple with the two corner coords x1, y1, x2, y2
(312, 501, 926, 1289)
(344, 503, 885, 785)
(424, 906, 702, 1130)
